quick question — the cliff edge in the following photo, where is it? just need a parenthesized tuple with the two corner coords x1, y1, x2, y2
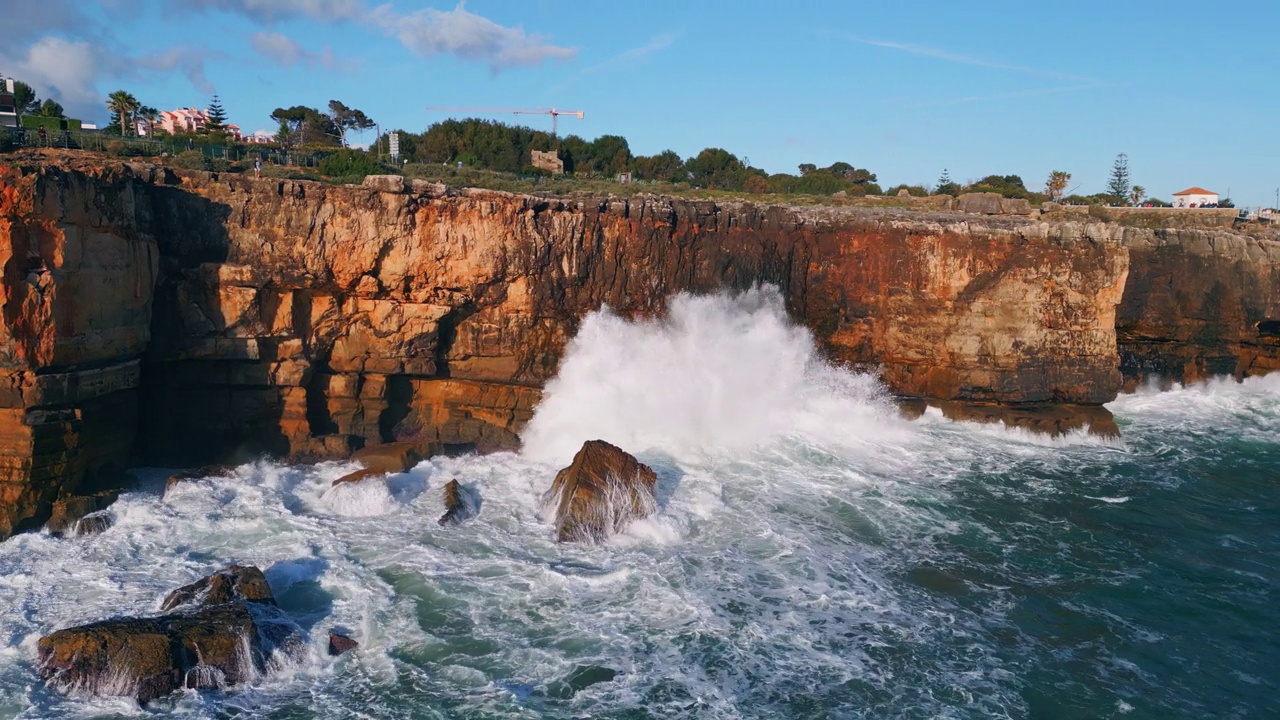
(2, 151, 1277, 538)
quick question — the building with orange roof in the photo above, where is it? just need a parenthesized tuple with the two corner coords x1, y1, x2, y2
(1172, 187, 1218, 208)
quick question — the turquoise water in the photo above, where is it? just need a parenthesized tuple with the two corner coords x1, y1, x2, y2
(0, 291, 1276, 719)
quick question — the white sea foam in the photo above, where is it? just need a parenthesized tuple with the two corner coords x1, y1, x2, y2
(521, 286, 911, 466)
(2, 288, 1278, 719)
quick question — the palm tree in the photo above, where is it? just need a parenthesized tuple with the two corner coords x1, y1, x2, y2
(1129, 185, 1146, 207)
(105, 90, 140, 137)
(138, 106, 161, 136)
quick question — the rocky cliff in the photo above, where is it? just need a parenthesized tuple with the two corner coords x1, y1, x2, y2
(2, 151, 1277, 538)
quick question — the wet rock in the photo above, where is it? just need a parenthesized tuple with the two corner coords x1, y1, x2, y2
(73, 511, 115, 537)
(547, 665, 619, 698)
(333, 442, 422, 486)
(38, 566, 304, 703)
(543, 440, 657, 543)
(438, 479, 478, 526)
(45, 491, 119, 537)
(161, 565, 277, 611)
(932, 400, 1120, 438)
(328, 630, 359, 656)
(164, 465, 234, 496)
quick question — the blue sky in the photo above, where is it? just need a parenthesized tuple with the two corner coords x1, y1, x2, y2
(5, 0, 1279, 206)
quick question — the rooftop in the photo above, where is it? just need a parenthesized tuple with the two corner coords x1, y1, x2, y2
(1173, 187, 1217, 196)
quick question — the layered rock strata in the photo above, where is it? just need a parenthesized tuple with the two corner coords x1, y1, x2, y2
(2, 151, 1278, 539)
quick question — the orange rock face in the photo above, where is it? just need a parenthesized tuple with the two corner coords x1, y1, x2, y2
(2, 150, 1278, 539)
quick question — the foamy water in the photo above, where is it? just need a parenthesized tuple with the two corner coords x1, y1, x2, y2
(1, 288, 1277, 719)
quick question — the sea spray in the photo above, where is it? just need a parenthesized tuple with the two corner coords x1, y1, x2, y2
(521, 285, 909, 466)
(1, 293, 1278, 718)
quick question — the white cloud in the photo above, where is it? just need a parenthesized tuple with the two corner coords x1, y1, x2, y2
(250, 31, 339, 69)
(844, 35, 1092, 83)
(180, 0, 363, 21)
(579, 33, 673, 76)
(0, 37, 103, 117)
(135, 47, 216, 95)
(372, 2, 576, 71)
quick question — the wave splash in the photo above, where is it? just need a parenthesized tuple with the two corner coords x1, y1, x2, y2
(520, 286, 907, 465)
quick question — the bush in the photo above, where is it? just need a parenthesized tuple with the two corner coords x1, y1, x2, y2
(173, 150, 210, 170)
(886, 184, 929, 197)
(317, 149, 388, 179)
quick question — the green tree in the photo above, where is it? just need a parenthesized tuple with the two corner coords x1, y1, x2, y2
(6, 78, 40, 117)
(631, 150, 684, 182)
(105, 90, 140, 136)
(935, 169, 960, 196)
(328, 100, 375, 147)
(204, 94, 228, 135)
(37, 99, 64, 117)
(1107, 153, 1131, 203)
(684, 147, 746, 189)
(1045, 170, 1071, 201)
(138, 106, 160, 136)
(1129, 185, 1146, 206)
(271, 105, 340, 147)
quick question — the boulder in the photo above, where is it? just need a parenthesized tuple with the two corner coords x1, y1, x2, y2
(999, 197, 1033, 215)
(328, 630, 359, 656)
(38, 566, 304, 703)
(957, 192, 1005, 215)
(160, 565, 276, 611)
(165, 465, 234, 496)
(438, 479, 478, 526)
(542, 440, 658, 543)
(73, 511, 115, 537)
(333, 443, 421, 486)
(361, 174, 405, 193)
(45, 491, 119, 537)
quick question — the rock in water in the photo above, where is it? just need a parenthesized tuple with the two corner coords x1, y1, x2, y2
(332, 442, 422, 486)
(160, 565, 277, 611)
(45, 491, 120, 537)
(542, 440, 658, 543)
(438, 479, 478, 526)
(328, 630, 359, 656)
(164, 465, 234, 496)
(73, 511, 115, 537)
(38, 566, 304, 703)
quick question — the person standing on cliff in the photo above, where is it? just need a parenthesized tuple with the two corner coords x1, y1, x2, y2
(254, 157, 262, 179)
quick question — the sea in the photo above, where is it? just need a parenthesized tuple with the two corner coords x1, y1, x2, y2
(1, 287, 1276, 719)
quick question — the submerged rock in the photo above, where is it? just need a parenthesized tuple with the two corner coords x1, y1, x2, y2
(327, 630, 359, 656)
(547, 664, 619, 698)
(164, 465, 235, 496)
(38, 565, 304, 703)
(438, 479, 478, 526)
(542, 440, 658, 543)
(45, 491, 119, 537)
(333, 442, 421, 486)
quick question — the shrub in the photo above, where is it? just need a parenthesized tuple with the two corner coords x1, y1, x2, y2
(317, 149, 388, 179)
(173, 150, 210, 170)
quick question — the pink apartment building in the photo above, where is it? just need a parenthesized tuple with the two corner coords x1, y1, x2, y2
(142, 107, 243, 140)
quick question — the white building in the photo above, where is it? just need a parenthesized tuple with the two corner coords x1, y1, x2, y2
(1172, 187, 1219, 208)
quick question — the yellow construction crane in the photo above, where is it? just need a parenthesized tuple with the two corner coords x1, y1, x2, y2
(424, 106, 584, 137)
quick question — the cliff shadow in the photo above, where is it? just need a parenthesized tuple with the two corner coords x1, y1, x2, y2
(134, 188, 291, 468)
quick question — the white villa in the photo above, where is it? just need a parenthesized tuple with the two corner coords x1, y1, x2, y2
(1172, 187, 1219, 208)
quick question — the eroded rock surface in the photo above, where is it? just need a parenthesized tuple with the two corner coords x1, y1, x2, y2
(37, 565, 303, 703)
(3, 151, 1278, 539)
(543, 440, 658, 543)
(438, 478, 478, 525)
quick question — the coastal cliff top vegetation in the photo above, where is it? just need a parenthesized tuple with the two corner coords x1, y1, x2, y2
(2, 79, 1178, 210)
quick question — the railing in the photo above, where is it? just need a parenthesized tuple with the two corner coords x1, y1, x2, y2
(0, 127, 325, 168)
